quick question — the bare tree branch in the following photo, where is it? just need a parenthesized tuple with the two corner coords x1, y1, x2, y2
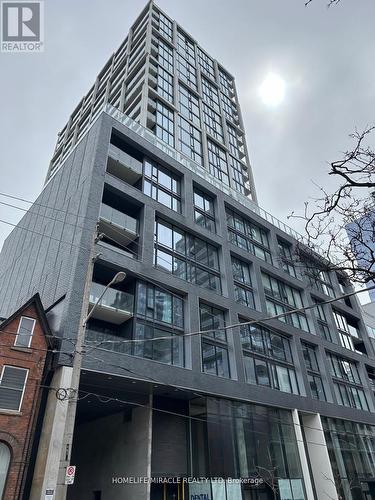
(305, 0, 341, 6)
(289, 126, 375, 287)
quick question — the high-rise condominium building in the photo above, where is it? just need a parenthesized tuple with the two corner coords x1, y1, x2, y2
(0, 2, 374, 500)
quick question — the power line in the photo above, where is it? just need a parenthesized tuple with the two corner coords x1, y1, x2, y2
(0, 200, 96, 234)
(0, 219, 91, 253)
(80, 351, 375, 441)
(82, 284, 375, 348)
(0, 192, 98, 224)
(0, 218, 94, 287)
(0, 342, 73, 355)
(51, 383, 374, 452)
(2, 315, 372, 442)
(5, 188, 359, 346)
(0, 198, 226, 330)
(2, 198, 375, 441)
(0, 328, 76, 344)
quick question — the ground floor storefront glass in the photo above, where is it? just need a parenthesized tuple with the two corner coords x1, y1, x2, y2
(151, 479, 303, 500)
(322, 417, 375, 500)
(185, 397, 306, 500)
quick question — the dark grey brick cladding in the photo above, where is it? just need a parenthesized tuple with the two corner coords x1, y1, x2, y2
(1, 111, 375, 425)
(0, 117, 109, 341)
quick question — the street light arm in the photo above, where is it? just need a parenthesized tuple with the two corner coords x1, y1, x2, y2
(82, 271, 126, 327)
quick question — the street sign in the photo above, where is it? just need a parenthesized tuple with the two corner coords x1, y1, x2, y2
(65, 465, 76, 485)
(45, 489, 54, 500)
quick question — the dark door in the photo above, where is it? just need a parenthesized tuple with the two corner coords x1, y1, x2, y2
(243, 486, 274, 500)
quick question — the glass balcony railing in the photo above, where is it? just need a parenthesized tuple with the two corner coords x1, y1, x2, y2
(86, 328, 131, 354)
(99, 203, 138, 235)
(89, 282, 134, 318)
(102, 104, 344, 266)
(348, 325, 360, 339)
(104, 104, 307, 243)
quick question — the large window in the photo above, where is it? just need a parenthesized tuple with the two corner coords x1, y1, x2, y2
(229, 156, 248, 195)
(221, 92, 238, 123)
(176, 53, 197, 90)
(191, 397, 305, 486)
(322, 417, 375, 500)
(178, 116, 202, 164)
(200, 304, 230, 378)
(202, 104, 223, 142)
(197, 47, 215, 80)
(134, 282, 184, 366)
(14, 316, 36, 348)
(177, 30, 195, 64)
(227, 124, 244, 160)
(327, 353, 368, 410)
(157, 66, 173, 103)
(0, 443, 10, 499)
(327, 352, 361, 384)
(201, 77, 220, 112)
(304, 261, 335, 298)
(193, 188, 216, 233)
(231, 256, 255, 309)
(0, 365, 28, 411)
(315, 270, 335, 298)
(157, 12, 173, 42)
(157, 39, 174, 74)
(333, 310, 360, 352)
(178, 84, 200, 126)
(312, 298, 334, 342)
(143, 158, 181, 212)
(219, 69, 234, 97)
(262, 272, 309, 332)
(154, 219, 221, 293)
(207, 140, 229, 185)
(155, 101, 174, 146)
(226, 208, 272, 263)
(302, 343, 326, 401)
(278, 239, 297, 278)
(240, 323, 299, 394)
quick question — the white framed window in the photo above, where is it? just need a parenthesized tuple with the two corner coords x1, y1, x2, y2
(14, 316, 36, 348)
(0, 366, 28, 411)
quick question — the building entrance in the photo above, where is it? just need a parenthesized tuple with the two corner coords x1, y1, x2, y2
(361, 480, 375, 499)
(150, 480, 275, 500)
(243, 485, 274, 500)
(151, 482, 185, 500)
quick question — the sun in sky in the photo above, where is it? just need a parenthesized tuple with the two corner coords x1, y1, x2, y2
(259, 72, 286, 107)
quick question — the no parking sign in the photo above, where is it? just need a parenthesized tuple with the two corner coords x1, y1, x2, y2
(65, 465, 76, 485)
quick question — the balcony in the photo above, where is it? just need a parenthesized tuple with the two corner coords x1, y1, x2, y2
(107, 143, 142, 185)
(98, 203, 138, 248)
(86, 328, 131, 354)
(88, 282, 134, 324)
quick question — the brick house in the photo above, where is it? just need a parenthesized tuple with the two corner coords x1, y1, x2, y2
(0, 294, 54, 500)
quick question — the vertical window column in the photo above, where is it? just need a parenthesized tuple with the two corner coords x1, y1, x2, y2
(155, 100, 174, 146)
(302, 343, 326, 401)
(200, 304, 230, 378)
(207, 140, 229, 185)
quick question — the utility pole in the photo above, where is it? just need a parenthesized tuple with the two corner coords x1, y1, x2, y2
(55, 228, 126, 499)
(55, 228, 98, 500)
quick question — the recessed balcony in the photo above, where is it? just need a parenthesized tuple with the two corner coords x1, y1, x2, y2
(88, 282, 134, 325)
(98, 203, 138, 248)
(107, 143, 142, 185)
